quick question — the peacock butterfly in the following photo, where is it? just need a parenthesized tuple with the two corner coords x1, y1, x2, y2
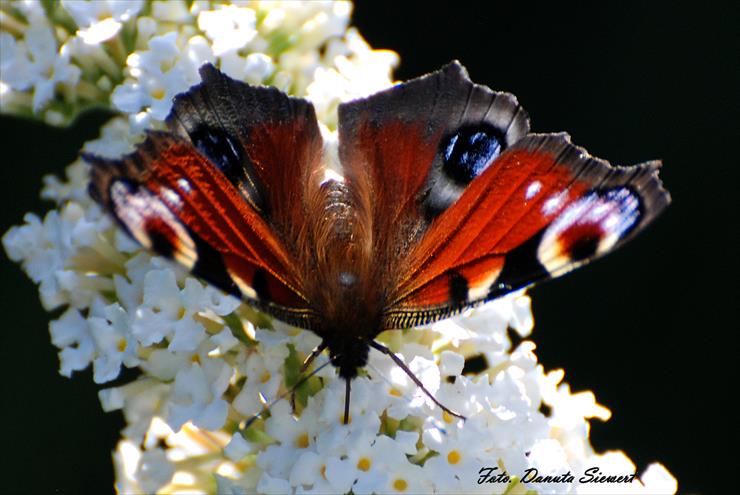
(85, 62, 670, 423)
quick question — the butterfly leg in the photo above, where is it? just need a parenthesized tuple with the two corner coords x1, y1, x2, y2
(368, 340, 466, 421)
(291, 342, 328, 413)
(344, 378, 351, 425)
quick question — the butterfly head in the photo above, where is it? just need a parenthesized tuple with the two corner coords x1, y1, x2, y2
(325, 334, 370, 380)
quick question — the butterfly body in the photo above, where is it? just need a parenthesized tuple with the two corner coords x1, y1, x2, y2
(86, 62, 669, 415)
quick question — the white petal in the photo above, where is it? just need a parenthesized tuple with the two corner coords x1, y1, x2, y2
(224, 433, 255, 461)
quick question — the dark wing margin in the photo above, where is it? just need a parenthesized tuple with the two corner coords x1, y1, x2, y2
(382, 133, 670, 329)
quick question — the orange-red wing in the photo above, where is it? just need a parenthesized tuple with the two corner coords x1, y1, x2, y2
(87, 133, 319, 330)
(338, 61, 529, 286)
(166, 63, 323, 248)
(382, 133, 669, 329)
(88, 65, 329, 329)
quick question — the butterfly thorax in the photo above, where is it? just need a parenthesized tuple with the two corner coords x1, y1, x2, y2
(293, 175, 388, 378)
(306, 271, 384, 379)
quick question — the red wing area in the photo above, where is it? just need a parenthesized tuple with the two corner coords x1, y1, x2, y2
(383, 133, 670, 329)
(87, 132, 318, 330)
(166, 63, 323, 242)
(337, 62, 529, 282)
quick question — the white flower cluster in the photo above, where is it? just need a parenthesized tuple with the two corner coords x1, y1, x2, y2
(2, 1, 677, 494)
(1, 0, 396, 127)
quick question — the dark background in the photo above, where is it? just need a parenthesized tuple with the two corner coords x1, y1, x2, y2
(1, 2, 735, 493)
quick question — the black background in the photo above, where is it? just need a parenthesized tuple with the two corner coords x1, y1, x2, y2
(0, 2, 736, 494)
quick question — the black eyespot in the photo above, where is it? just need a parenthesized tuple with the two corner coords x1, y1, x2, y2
(448, 271, 469, 305)
(252, 269, 270, 300)
(147, 228, 175, 259)
(190, 125, 244, 175)
(442, 124, 506, 184)
(190, 228, 240, 298)
(568, 235, 600, 262)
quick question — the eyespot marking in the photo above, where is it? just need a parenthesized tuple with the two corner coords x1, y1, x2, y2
(191, 125, 244, 175)
(160, 186, 182, 208)
(109, 180, 196, 268)
(537, 187, 643, 275)
(441, 124, 505, 185)
(252, 269, 270, 300)
(448, 272, 469, 305)
(143, 218, 177, 259)
(542, 191, 568, 216)
(177, 178, 192, 193)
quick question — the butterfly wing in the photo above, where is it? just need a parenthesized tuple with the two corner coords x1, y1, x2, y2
(384, 133, 669, 327)
(338, 61, 529, 290)
(337, 62, 670, 330)
(87, 65, 324, 329)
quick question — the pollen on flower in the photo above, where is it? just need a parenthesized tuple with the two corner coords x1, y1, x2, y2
(389, 387, 403, 397)
(447, 450, 461, 465)
(393, 478, 408, 492)
(442, 410, 453, 424)
(260, 371, 271, 383)
(150, 87, 166, 100)
(116, 338, 127, 353)
(357, 457, 371, 471)
(295, 432, 309, 449)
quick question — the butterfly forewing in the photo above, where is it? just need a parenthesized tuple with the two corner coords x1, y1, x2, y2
(86, 65, 328, 330)
(337, 61, 529, 293)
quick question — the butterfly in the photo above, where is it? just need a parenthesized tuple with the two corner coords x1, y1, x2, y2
(85, 62, 670, 423)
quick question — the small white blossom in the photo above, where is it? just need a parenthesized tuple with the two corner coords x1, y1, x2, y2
(0, 20, 80, 112)
(61, 0, 143, 31)
(640, 463, 678, 494)
(224, 432, 255, 462)
(88, 298, 140, 383)
(198, 5, 258, 56)
(112, 31, 215, 129)
(135, 447, 175, 493)
(168, 360, 231, 431)
(49, 307, 95, 377)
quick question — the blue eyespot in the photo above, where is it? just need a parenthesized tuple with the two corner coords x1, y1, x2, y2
(191, 126, 244, 174)
(442, 125, 505, 184)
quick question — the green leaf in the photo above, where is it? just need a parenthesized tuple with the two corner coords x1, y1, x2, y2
(223, 312, 256, 347)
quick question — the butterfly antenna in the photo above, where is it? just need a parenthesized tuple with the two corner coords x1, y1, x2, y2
(368, 340, 466, 421)
(344, 378, 351, 425)
(243, 357, 333, 430)
(365, 359, 450, 435)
